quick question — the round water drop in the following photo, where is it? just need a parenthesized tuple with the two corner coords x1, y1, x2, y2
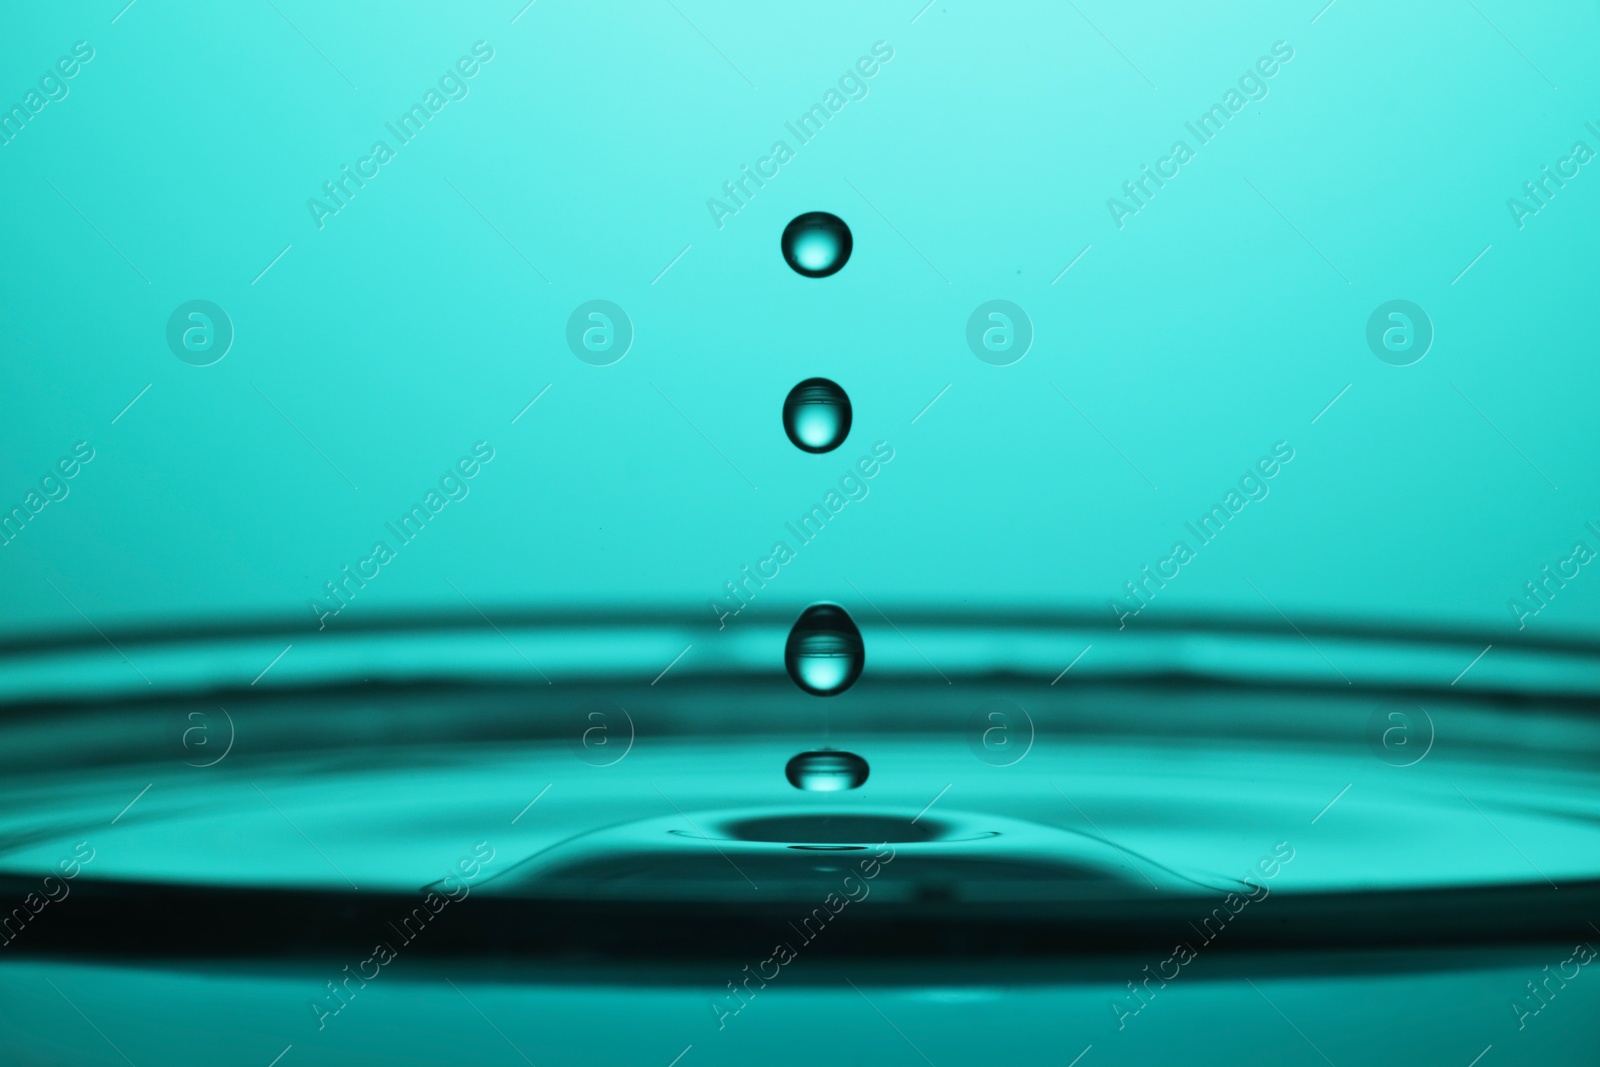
(781, 212, 852, 278)
(785, 603, 864, 697)
(782, 378, 852, 453)
(785, 749, 870, 792)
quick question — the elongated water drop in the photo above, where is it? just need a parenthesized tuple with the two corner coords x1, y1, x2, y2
(785, 603, 864, 696)
(783, 378, 852, 453)
(781, 212, 852, 278)
(785, 749, 870, 792)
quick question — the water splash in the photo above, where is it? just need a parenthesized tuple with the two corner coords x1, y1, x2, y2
(784, 749, 870, 791)
(782, 378, 852, 453)
(781, 212, 852, 277)
(785, 603, 865, 696)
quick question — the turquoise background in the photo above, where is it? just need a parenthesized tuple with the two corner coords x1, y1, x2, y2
(4, 1, 1600, 641)
(5, 4, 1600, 1062)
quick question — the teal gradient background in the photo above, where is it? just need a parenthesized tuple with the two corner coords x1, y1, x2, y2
(3, 0, 1599, 641)
(4, 8, 1600, 1061)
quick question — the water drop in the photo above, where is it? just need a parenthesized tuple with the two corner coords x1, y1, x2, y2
(785, 603, 864, 696)
(782, 378, 852, 453)
(785, 749, 870, 792)
(781, 212, 852, 278)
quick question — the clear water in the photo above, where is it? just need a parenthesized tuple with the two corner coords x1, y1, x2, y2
(783, 748, 870, 791)
(2, 625, 1598, 1063)
(784, 603, 866, 696)
(780, 211, 853, 277)
(3, 0, 1600, 1063)
(781, 377, 853, 454)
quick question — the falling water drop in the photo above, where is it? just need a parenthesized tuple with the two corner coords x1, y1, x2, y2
(785, 603, 864, 696)
(781, 212, 853, 278)
(782, 378, 852, 453)
(785, 749, 870, 792)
